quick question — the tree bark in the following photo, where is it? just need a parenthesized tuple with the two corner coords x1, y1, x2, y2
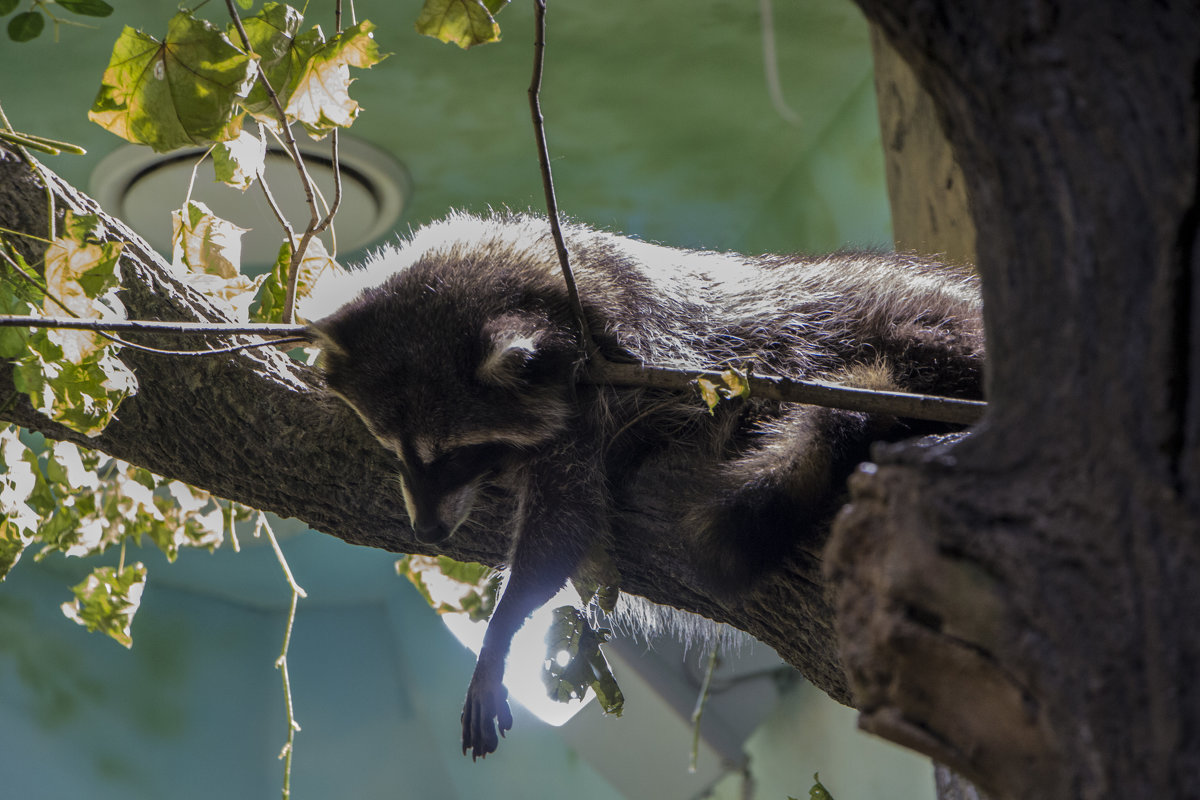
(0, 144, 851, 703)
(830, 2, 1200, 799)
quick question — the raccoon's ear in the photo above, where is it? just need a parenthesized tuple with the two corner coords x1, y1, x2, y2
(477, 314, 559, 387)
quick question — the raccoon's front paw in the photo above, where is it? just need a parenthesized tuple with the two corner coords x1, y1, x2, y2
(460, 668, 514, 760)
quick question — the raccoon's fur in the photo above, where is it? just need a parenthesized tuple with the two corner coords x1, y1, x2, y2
(307, 211, 984, 759)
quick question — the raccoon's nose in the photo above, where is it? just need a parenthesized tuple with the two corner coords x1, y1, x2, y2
(414, 518, 451, 544)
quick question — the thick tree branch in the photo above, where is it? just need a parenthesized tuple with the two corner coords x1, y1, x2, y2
(0, 143, 852, 702)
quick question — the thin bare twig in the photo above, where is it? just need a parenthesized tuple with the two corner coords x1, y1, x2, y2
(599, 360, 986, 425)
(225, 0, 343, 325)
(0, 315, 309, 339)
(529, 0, 597, 361)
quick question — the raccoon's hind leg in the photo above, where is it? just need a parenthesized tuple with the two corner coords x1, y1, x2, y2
(687, 362, 900, 598)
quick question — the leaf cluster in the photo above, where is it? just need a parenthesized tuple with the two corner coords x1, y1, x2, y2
(88, 4, 385, 153)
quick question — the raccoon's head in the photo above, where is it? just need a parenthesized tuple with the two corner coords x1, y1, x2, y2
(310, 274, 578, 544)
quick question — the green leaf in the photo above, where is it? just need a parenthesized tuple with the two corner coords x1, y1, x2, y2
(251, 237, 342, 323)
(60, 563, 147, 648)
(12, 329, 136, 437)
(285, 20, 387, 138)
(213, 127, 266, 189)
(88, 12, 257, 152)
(697, 367, 751, 412)
(42, 217, 125, 363)
(542, 606, 624, 715)
(0, 0, 18, 17)
(250, 242, 291, 324)
(7, 10, 43, 41)
(55, 0, 114, 17)
(170, 200, 248, 278)
(808, 773, 835, 800)
(396, 554, 499, 622)
(0, 291, 35, 359)
(238, 2, 312, 117)
(0, 427, 39, 579)
(240, 7, 386, 137)
(61, 210, 105, 245)
(415, 0, 508, 49)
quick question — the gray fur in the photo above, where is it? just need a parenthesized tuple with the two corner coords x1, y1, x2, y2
(308, 211, 984, 758)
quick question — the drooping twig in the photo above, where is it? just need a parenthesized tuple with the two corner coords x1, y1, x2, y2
(528, 0, 597, 361)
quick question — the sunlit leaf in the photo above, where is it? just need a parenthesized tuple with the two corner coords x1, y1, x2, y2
(415, 0, 508, 49)
(0, 427, 38, 578)
(542, 606, 623, 715)
(252, 238, 343, 323)
(42, 219, 124, 363)
(171, 200, 248, 279)
(285, 20, 386, 138)
(697, 367, 751, 412)
(12, 328, 135, 437)
(238, 2, 316, 119)
(213, 126, 267, 190)
(396, 554, 498, 622)
(88, 11, 257, 152)
(61, 563, 147, 648)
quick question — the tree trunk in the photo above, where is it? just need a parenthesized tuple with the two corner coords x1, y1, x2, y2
(830, 2, 1200, 798)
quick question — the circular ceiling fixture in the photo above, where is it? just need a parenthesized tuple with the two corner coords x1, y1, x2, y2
(89, 135, 409, 268)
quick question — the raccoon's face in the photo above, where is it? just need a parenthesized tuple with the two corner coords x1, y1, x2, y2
(384, 436, 518, 544)
(311, 293, 578, 544)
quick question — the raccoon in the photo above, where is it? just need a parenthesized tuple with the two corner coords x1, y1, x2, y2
(307, 211, 984, 759)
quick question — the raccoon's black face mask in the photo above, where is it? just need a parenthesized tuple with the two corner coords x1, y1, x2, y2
(310, 298, 578, 544)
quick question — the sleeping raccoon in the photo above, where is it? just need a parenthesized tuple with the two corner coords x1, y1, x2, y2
(307, 211, 984, 759)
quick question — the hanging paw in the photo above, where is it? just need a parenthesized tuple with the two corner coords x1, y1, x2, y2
(460, 666, 514, 760)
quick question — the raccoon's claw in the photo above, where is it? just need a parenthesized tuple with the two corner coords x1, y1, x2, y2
(461, 674, 513, 760)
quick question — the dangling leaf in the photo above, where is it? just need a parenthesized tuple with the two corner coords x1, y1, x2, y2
(213, 126, 267, 190)
(7, 10, 44, 42)
(56, 0, 114, 17)
(240, 6, 385, 138)
(542, 606, 624, 714)
(396, 554, 499, 622)
(238, 2, 319, 119)
(285, 20, 386, 138)
(89, 11, 257, 152)
(42, 214, 124, 363)
(171, 200, 248, 279)
(415, 0, 509, 49)
(61, 563, 147, 648)
(252, 237, 343, 323)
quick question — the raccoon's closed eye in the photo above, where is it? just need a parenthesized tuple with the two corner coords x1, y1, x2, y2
(431, 443, 514, 489)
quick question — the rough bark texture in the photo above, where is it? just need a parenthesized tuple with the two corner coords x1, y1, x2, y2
(830, 2, 1200, 799)
(871, 28, 992, 800)
(0, 144, 850, 703)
